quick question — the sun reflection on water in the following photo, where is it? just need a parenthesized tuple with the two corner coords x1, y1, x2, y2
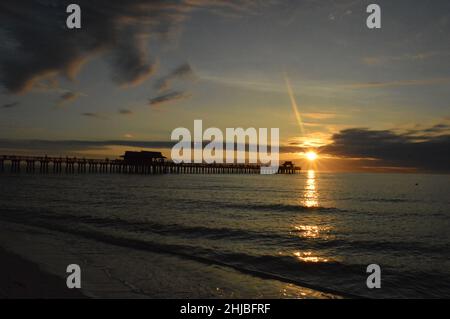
(303, 170, 319, 208)
(289, 171, 333, 264)
(292, 225, 330, 239)
(293, 251, 329, 263)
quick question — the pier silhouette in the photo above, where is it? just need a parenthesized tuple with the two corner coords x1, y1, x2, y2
(0, 152, 300, 175)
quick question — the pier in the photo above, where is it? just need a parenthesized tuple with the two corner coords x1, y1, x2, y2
(0, 153, 301, 175)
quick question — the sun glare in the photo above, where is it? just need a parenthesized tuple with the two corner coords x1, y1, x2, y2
(306, 151, 318, 161)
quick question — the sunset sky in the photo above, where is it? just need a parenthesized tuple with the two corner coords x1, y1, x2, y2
(1, 0, 449, 172)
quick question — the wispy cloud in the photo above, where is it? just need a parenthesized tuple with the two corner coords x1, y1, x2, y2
(58, 91, 82, 106)
(199, 73, 283, 93)
(118, 108, 133, 115)
(155, 63, 195, 92)
(302, 112, 337, 120)
(362, 50, 450, 66)
(149, 91, 191, 107)
(81, 112, 105, 119)
(402, 123, 450, 138)
(1, 101, 19, 109)
(341, 78, 450, 89)
(0, 139, 175, 153)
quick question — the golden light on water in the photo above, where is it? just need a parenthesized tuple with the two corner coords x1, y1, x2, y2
(289, 169, 332, 265)
(293, 225, 330, 239)
(293, 251, 329, 263)
(294, 225, 320, 238)
(302, 169, 319, 208)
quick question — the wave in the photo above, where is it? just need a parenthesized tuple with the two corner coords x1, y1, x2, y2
(165, 197, 346, 214)
(224, 202, 345, 213)
(339, 197, 422, 204)
(1, 208, 448, 255)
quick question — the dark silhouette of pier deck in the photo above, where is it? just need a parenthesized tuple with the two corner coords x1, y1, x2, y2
(0, 152, 301, 175)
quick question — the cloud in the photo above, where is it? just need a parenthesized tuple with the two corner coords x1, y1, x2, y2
(341, 78, 450, 89)
(404, 123, 450, 137)
(155, 63, 195, 91)
(319, 127, 450, 172)
(2, 101, 19, 109)
(110, 32, 157, 88)
(362, 57, 384, 66)
(362, 50, 450, 66)
(0, 1, 258, 94)
(81, 112, 105, 119)
(423, 123, 450, 134)
(0, 139, 176, 153)
(302, 112, 337, 120)
(149, 90, 191, 107)
(118, 108, 133, 115)
(58, 91, 81, 106)
(0, 139, 277, 155)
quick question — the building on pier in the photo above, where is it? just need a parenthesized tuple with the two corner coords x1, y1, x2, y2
(120, 151, 166, 165)
(281, 161, 295, 169)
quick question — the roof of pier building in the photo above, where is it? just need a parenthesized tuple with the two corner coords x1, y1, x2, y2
(121, 151, 166, 163)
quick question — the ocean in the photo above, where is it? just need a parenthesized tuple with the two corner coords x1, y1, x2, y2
(0, 171, 449, 298)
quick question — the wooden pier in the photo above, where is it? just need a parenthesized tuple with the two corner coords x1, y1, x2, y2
(0, 154, 301, 175)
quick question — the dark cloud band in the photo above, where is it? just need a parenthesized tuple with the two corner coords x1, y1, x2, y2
(319, 127, 450, 171)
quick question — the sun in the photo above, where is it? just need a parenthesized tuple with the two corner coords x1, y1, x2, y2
(305, 151, 318, 161)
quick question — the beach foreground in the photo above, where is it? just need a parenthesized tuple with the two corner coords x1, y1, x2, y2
(0, 221, 340, 299)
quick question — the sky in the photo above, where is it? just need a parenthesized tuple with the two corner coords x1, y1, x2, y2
(0, 0, 449, 172)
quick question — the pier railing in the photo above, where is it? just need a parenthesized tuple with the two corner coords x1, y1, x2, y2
(0, 155, 301, 175)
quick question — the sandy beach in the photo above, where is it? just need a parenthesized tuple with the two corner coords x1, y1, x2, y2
(0, 247, 86, 298)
